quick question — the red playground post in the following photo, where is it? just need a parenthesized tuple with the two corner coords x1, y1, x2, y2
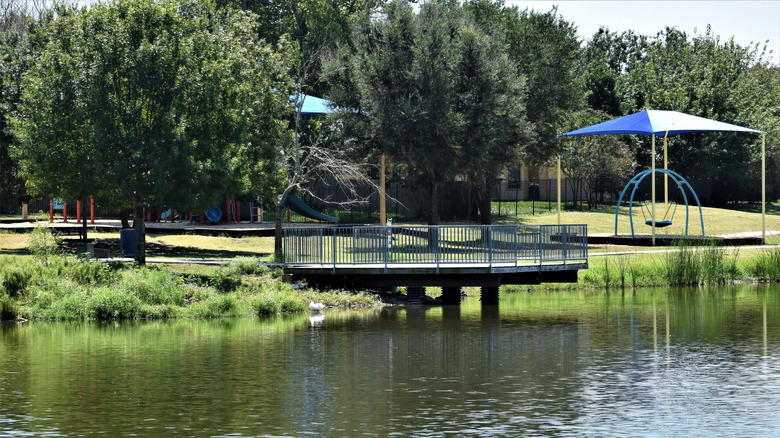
(225, 196, 232, 223)
(76, 199, 81, 223)
(49, 197, 54, 222)
(90, 196, 95, 224)
(62, 202, 68, 222)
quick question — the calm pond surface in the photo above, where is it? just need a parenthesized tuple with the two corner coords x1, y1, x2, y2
(2, 285, 780, 437)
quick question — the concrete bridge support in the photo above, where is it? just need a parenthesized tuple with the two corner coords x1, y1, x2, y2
(440, 287, 462, 305)
(406, 286, 426, 304)
(480, 286, 499, 305)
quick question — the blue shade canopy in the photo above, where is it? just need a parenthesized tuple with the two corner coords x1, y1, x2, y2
(291, 94, 335, 114)
(558, 110, 764, 137)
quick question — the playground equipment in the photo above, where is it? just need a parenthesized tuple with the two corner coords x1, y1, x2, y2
(204, 206, 222, 224)
(615, 168, 705, 237)
(49, 198, 67, 222)
(48, 196, 97, 224)
(151, 193, 335, 225)
(285, 194, 338, 223)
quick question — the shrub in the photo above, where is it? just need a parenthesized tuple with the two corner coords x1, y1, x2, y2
(140, 303, 180, 319)
(1, 266, 33, 297)
(227, 257, 269, 276)
(121, 268, 186, 305)
(41, 293, 90, 320)
(208, 268, 242, 293)
(63, 258, 118, 285)
(28, 225, 62, 264)
(1, 294, 18, 320)
(188, 294, 243, 318)
(87, 288, 142, 319)
(250, 293, 282, 315)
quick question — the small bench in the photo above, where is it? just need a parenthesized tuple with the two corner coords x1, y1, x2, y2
(52, 226, 87, 241)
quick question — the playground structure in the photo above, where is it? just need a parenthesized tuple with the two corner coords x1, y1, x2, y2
(615, 168, 705, 238)
(48, 196, 97, 224)
(142, 194, 338, 225)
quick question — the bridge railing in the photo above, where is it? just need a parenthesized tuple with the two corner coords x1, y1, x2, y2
(283, 224, 587, 267)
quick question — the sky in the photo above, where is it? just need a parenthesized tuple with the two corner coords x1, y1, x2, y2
(508, 1, 780, 65)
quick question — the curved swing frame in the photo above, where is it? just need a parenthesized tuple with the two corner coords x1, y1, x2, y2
(614, 168, 705, 237)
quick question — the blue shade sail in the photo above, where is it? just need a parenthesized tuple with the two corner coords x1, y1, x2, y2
(291, 94, 336, 114)
(558, 110, 764, 137)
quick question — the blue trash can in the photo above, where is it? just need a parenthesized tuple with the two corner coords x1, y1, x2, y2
(120, 229, 136, 257)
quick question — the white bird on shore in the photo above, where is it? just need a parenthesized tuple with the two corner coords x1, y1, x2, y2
(309, 301, 325, 312)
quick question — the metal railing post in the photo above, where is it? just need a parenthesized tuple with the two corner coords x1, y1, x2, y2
(435, 227, 440, 273)
(332, 228, 336, 274)
(319, 228, 323, 265)
(282, 229, 287, 264)
(488, 226, 493, 268)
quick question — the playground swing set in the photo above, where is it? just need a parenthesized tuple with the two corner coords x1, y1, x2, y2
(614, 168, 705, 238)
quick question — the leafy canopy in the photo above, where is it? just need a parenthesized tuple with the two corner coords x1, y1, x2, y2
(10, 0, 293, 212)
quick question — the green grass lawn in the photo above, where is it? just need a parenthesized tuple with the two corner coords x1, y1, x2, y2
(492, 201, 780, 237)
(1, 202, 777, 261)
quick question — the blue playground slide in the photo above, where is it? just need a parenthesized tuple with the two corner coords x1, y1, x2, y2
(204, 206, 222, 224)
(285, 195, 338, 223)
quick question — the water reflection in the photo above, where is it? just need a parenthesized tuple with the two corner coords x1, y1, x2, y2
(2, 286, 780, 437)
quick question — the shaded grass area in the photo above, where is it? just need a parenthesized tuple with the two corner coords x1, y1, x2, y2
(0, 254, 382, 321)
(0, 230, 274, 260)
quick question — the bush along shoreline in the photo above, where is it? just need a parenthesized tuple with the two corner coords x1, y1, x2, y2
(0, 254, 382, 321)
(3, 232, 780, 321)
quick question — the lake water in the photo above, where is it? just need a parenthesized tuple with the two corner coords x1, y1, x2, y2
(2, 286, 780, 437)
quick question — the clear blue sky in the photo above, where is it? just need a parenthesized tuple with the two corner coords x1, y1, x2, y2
(508, 1, 780, 65)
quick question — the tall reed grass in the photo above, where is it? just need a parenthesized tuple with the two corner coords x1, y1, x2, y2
(663, 240, 740, 286)
(749, 247, 780, 281)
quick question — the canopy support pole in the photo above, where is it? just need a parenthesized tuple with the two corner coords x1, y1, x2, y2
(557, 156, 561, 225)
(762, 133, 766, 242)
(652, 134, 656, 246)
(664, 131, 669, 205)
(380, 154, 386, 225)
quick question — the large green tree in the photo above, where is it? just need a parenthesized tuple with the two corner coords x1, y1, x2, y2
(222, 0, 383, 95)
(0, 15, 27, 208)
(465, 0, 583, 164)
(326, 0, 531, 225)
(10, 0, 292, 262)
(326, 0, 461, 225)
(454, 23, 531, 224)
(620, 27, 774, 200)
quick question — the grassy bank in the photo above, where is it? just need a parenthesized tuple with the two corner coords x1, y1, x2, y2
(505, 242, 780, 292)
(0, 254, 382, 321)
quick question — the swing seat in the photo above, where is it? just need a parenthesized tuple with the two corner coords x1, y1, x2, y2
(645, 220, 673, 228)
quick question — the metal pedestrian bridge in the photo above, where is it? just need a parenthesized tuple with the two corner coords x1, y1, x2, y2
(283, 224, 588, 301)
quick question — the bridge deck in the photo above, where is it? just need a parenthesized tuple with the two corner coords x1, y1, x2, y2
(283, 224, 588, 290)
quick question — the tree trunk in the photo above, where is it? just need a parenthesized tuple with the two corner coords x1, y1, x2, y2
(428, 181, 439, 226)
(133, 193, 146, 264)
(480, 178, 492, 225)
(120, 208, 132, 229)
(274, 201, 284, 257)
